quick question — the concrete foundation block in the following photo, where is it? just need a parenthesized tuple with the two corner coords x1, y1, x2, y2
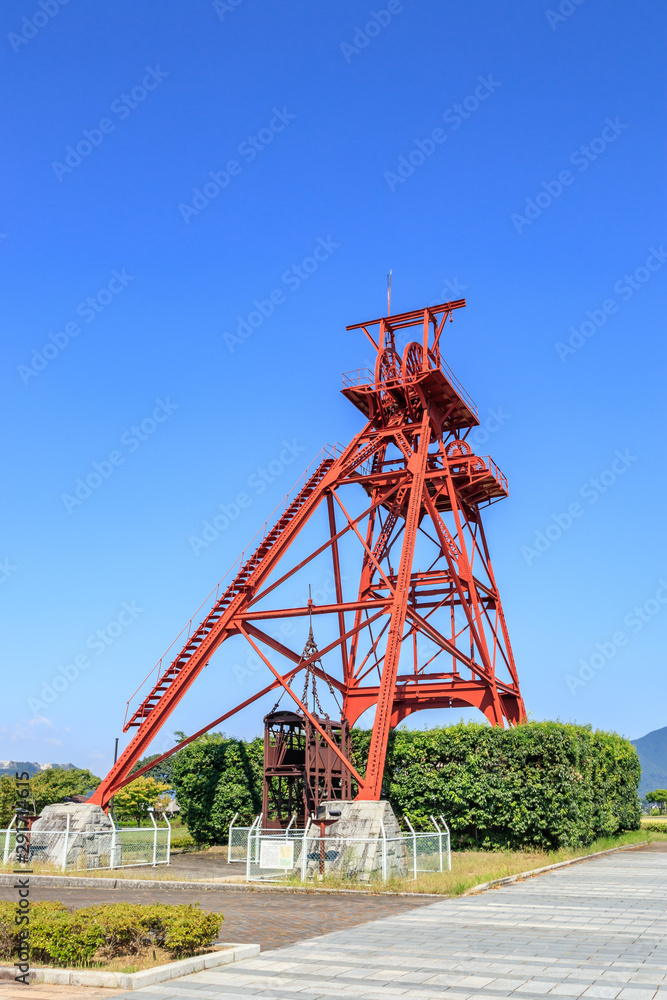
(20, 803, 115, 869)
(309, 800, 409, 880)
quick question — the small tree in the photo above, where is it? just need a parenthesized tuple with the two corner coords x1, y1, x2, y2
(646, 789, 667, 815)
(113, 777, 169, 826)
(30, 768, 100, 813)
(0, 777, 18, 827)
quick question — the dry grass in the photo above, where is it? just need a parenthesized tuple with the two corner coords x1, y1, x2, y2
(0, 861, 186, 880)
(282, 828, 667, 895)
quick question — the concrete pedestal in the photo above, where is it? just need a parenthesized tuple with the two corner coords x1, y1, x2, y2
(307, 800, 408, 881)
(20, 803, 114, 869)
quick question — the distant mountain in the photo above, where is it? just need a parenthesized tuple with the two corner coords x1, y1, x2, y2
(0, 761, 76, 778)
(631, 727, 667, 797)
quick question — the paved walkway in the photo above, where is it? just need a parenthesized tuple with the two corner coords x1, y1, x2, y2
(116, 847, 667, 1000)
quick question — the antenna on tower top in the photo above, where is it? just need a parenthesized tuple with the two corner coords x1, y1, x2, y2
(387, 269, 392, 316)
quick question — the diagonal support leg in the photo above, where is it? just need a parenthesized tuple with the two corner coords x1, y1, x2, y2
(356, 412, 431, 800)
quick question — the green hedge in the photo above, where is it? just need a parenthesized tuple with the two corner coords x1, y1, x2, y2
(171, 722, 640, 850)
(354, 721, 641, 849)
(0, 901, 221, 967)
(171, 734, 263, 845)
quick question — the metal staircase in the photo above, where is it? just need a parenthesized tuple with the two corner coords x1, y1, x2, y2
(124, 457, 335, 729)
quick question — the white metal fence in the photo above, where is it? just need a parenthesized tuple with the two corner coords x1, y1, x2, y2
(231, 812, 451, 882)
(1, 814, 171, 872)
(227, 811, 299, 862)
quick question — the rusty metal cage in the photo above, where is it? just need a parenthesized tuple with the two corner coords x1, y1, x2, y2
(262, 710, 351, 828)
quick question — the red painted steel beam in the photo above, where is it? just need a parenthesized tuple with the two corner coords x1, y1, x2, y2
(357, 411, 431, 800)
(346, 299, 466, 332)
(235, 598, 389, 620)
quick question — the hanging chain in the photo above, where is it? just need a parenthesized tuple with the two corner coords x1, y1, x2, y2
(300, 587, 329, 718)
(273, 586, 347, 722)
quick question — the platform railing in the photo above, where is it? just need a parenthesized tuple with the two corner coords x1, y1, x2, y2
(342, 356, 479, 421)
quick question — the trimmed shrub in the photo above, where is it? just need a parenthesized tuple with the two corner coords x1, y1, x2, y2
(350, 721, 641, 849)
(170, 833, 196, 850)
(0, 901, 222, 967)
(171, 733, 263, 845)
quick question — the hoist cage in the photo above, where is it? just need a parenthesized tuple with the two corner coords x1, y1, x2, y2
(262, 710, 352, 828)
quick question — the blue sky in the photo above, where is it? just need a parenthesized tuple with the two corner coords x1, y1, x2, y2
(2, 0, 665, 777)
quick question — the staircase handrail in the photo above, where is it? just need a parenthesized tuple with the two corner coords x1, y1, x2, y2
(122, 443, 341, 727)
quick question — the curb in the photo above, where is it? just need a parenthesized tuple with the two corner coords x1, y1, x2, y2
(1, 942, 259, 990)
(461, 840, 650, 896)
(0, 872, 391, 895)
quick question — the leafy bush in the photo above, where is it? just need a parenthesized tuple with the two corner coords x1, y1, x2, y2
(171, 733, 263, 845)
(170, 833, 196, 850)
(0, 769, 101, 824)
(160, 905, 221, 957)
(351, 721, 641, 849)
(0, 901, 222, 967)
(31, 905, 105, 966)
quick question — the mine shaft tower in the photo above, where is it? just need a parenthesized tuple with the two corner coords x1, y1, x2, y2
(90, 299, 526, 810)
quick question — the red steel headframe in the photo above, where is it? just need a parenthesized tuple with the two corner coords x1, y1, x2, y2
(90, 299, 526, 808)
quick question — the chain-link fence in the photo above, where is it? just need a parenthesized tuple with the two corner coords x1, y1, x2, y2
(1, 819, 171, 872)
(237, 813, 451, 883)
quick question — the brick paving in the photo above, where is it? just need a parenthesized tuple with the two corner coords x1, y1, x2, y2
(116, 846, 666, 999)
(0, 883, 436, 952)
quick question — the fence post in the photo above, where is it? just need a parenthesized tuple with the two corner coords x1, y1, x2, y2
(164, 813, 171, 865)
(430, 815, 443, 872)
(3, 815, 16, 865)
(110, 819, 117, 871)
(300, 819, 311, 881)
(286, 813, 296, 836)
(380, 818, 387, 881)
(61, 814, 71, 872)
(148, 809, 158, 866)
(246, 815, 259, 881)
(404, 816, 418, 880)
(255, 813, 263, 864)
(440, 815, 451, 871)
(227, 811, 239, 864)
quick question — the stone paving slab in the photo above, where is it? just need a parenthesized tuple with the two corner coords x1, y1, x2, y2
(109, 849, 667, 999)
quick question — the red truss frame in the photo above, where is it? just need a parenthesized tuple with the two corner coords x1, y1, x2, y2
(90, 300, 526, 808)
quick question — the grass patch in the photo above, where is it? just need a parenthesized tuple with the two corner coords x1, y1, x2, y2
(26, 945, 218, 973)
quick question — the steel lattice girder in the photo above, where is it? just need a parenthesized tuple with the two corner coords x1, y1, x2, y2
(90, 301, 526, 809)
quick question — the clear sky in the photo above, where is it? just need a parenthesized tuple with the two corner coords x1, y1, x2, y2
(2, 0, 665, 778)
